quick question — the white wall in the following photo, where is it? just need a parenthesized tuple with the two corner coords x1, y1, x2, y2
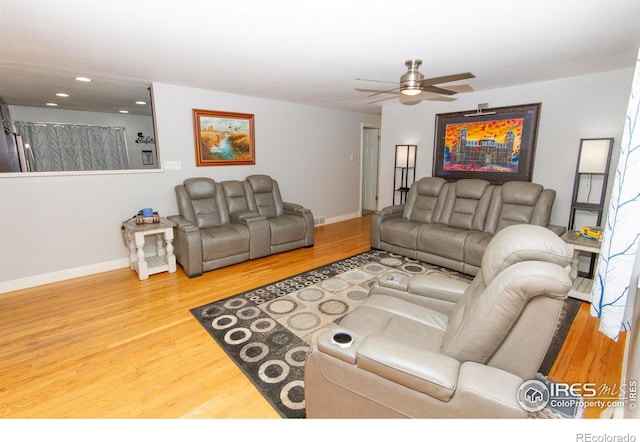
(0, 83, 380, 292)
(379, 68, 634, 227)
(1, 69, 631, 292)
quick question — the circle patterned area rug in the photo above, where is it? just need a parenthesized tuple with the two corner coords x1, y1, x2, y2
(190, 250, 470, 418)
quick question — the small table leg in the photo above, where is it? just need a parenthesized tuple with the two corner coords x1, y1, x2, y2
(126, 231, 136, 270)
(165, 228, 176, 273)
(134, 231, 148, 280)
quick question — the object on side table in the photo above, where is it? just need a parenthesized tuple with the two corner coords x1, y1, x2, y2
(577, 226, 602, 241)
(135, 210, 160, 224)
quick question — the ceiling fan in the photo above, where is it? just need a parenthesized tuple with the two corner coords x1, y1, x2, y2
(356, 59, 475, 105)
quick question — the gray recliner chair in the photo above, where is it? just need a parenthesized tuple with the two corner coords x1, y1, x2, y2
(244, 174, 314, 253)
(304, 224, 574, 418)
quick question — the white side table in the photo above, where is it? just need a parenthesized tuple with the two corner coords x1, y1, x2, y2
(561, 230, 602, 302)
(123, 217, 177, 280)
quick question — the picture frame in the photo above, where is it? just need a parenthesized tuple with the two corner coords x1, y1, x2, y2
(193, 109, 255, 166)
(432, 103, 541, 183)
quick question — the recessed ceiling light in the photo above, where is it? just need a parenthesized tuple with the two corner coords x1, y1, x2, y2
(56, 93, 70, 98)
(74, 76, 92, 82)
(135, 101, 147, 105)
(45, 102, 58, 106)
(119, 110, 129, 114)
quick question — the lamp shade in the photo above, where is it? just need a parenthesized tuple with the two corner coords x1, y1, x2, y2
(395, 145, 416, 168)
(578, 138, 612, 173)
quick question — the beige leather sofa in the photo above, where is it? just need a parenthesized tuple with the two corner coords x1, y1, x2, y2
(168, 175, 314, 277)
(305, 224, 574, 418)
(371, 177, 565, 276)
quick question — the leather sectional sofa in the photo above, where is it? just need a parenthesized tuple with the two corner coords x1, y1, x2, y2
(305, 224, 574, 418)
(168, 174, 314, 277)
(371, 177, 565, 276)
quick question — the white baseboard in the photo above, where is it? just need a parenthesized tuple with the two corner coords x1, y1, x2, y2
(322, 212, 361, 225)
(0, 258, 130, 294)
(1, 212, 366, 295)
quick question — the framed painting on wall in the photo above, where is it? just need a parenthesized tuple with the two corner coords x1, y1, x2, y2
(193, 109, 255, 166)
(432, 103, 541, 183)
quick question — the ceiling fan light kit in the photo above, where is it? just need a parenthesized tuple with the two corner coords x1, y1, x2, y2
(400, 59, 424, 96)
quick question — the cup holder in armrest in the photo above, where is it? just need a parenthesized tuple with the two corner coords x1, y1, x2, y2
(331, 332, 354, 348)
(317, 328, 357, 364)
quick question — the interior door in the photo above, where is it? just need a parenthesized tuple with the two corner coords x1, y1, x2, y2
(362, 127, 380, 212)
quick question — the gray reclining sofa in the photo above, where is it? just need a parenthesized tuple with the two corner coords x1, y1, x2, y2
(371, 177, 565, 276)
(168, 174, 314, 277)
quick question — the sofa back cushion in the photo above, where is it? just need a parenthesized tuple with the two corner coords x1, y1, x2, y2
(438, 179, 493, 230)
(245, 174, 285, 218)
(221, 180, 251, 214)
(403, 177, 447, 223)
(178, 177, 230, 229)
(441, 225, 572, 368)
(484, 182, 555, 233)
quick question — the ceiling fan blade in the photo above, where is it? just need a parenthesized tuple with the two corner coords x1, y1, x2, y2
(426, 95, 458, 102)
(355, 77, 397, 85)
(445, 84, 474, 93)
(355, 87, 400, 97)
(421, 85, 458, 96)
(421, 72, 475, 87)
(367, 95, 398, 105)
(355, 87, 400, 94)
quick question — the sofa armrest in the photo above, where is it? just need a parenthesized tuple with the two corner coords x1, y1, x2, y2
(283, 201, 303, 211)
(230, 211, 265, 223)
(356, 335, 460, 402)
(370, 205, 405, 249)
(168, 214, 197, 231)
(409, 274, 469, 312)
(283, 201, 314, 246)
(453, 361, 528, 417)
(283, 201, 312, 218)
(229, 212, 270, 259)
(167, 215, 203, 277)
(377, 204, 405, 216)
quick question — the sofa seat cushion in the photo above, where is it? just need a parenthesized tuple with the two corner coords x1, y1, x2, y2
(379, 218, 423, 249)
(200, 224, 250, 261)
(340, 294, 448, 352)
(268, 215, 307, 246)
(417, 223, 471, 261)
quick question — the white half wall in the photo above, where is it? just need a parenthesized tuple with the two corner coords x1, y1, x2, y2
(379, 68, 634, 227)
(0, 83, 380, 292)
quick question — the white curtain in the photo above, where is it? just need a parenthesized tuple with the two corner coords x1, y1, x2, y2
(591, 48, 640, 340)
(14, 121, 130, 171)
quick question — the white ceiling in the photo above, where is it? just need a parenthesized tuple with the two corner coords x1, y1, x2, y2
(1, 0, 639, 116)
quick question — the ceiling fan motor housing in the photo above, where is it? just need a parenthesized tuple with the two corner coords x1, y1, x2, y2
(400, 59, 424, 95)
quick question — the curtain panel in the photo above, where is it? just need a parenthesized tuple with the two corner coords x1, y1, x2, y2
(591, 48, 640, 340)
(14, 121, 129, 172)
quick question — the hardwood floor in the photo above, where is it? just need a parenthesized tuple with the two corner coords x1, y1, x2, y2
(0, 214, 625, 418)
